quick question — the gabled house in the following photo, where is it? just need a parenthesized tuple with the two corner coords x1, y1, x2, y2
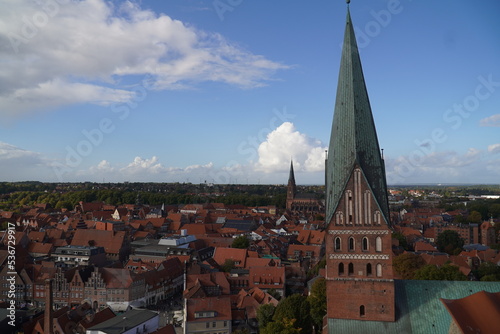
(70, 229, 129, 262)
(185, 296, 232, 334)
(213, 247, 247, 268)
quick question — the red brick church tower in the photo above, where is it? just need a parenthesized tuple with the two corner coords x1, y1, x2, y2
(325, 2, 395, 324)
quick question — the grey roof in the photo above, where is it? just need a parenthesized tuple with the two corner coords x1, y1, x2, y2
(328, 279, 500, 334)
(325, 7, 389, 225)
(223, 219, 257, 231)
(87, 309, 158, 334)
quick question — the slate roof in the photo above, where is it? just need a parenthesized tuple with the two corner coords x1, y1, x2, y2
(223, 219, 257, 232)
(328, 280, 500, 334)
(87, 309, 158, 334)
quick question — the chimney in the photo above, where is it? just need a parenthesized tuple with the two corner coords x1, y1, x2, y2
(44, 279, 53, 334)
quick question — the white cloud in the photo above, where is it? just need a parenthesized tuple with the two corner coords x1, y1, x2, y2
(0, 142, 54, 180)
(488, 143, 500, 154)
(120, 156, 167, 175)
(255, 122, 326, 173)
(0, 142, 44, 164)
(480, 114, 500, 127)
(0, 0, 287, 118)
(94, 160, 115, 172)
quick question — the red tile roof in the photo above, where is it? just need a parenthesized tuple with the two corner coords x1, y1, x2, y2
(414, 240, 438, 252)
(441, 291, 500, 334)
(186, 296, 232, 322)
(71, 229, 126, 255)
(213, 247, 247, 268)
(249, 266, 285, 289)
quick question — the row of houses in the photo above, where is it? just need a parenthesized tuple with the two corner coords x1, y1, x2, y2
(0, 257, 184, 311)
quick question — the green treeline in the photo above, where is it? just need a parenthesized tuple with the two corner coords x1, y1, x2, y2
(0, 182, 291, 211)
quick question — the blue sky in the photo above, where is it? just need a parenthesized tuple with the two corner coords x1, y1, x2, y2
(1, 0, 499, 185)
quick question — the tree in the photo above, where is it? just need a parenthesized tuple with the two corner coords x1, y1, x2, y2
(308, 256, 326, 277)
(414, 264, 442, 280)
(260, 318, 301, 334)
(468, 210, 482, 224)
(257, 304, 275, 328)
(221, 259, 236, 272)
(314, 214, 325, 221)
(477, 262, 500, 281)
(392, 232, 409, 250)
(307, 278, 326, 331)
(436, 230, 464, 255)
(266, 288, 281, 301)
(414, 263, 466, 281)
(393, 253, 426, 279)
(438, 263, 467, 281)
(232, 235, 250, 249)
(272, 294, 311, 334)
(232, 329, 250, 334)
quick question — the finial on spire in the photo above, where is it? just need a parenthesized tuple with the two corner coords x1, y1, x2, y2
(346, 0, 350, 4)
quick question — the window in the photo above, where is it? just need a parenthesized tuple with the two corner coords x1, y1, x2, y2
(346, 191, 353, 224)
(348, 263, 354, 275)
(360, 305, 365, 317)
(362, 237, 369, 251)
(366, 263, 372, 276)
(376, 264, 383, 277)
(348, 237, 355, 251)
(338, 263, 344, 275)
(375, 237, 382, 252)
(336, 212, 344, 225)
(334, 237, 341, 251)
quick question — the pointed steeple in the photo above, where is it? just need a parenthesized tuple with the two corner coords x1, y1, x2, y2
(288, 160, 296, 188)
(326, 6, 389, 225)
(286, 160, 297, 210)
(325, 5, 396, 325)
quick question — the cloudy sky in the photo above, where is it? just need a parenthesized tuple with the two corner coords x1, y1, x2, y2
(1, 0, 499, 185)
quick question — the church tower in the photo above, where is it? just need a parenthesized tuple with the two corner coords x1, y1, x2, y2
(286, 160, 297, 211)
(325, 3, 395, 323)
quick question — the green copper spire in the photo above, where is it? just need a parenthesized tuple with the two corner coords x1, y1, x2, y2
(325, 7, 390, 225)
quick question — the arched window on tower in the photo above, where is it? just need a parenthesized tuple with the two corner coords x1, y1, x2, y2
(366, 263, 372, 276)
(334, 237, 341, 251)
(360, 305, 365, 317)
(338, 263, 344, 275)
(348, 263, 354, 275)
(376, 263, 383, 277)
(362, 237, 369, 251)
(348, 237, 355, 251)
(376, 236, 382, 252)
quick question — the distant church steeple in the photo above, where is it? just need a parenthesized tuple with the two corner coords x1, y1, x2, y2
(325, 3, 395, 325)
(286, 160, 297, 210)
